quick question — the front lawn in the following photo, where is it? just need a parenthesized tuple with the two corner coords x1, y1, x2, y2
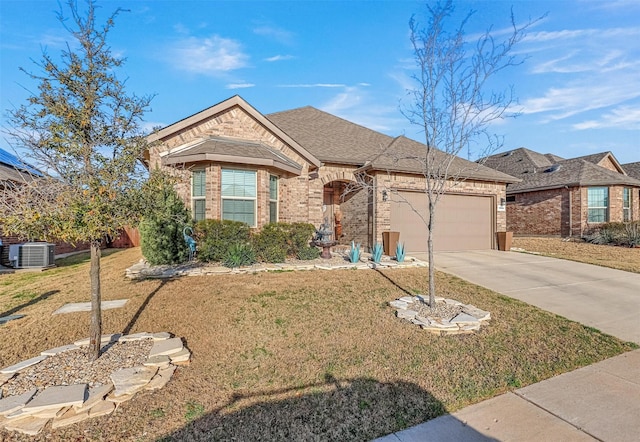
(0, 248, 635, 441)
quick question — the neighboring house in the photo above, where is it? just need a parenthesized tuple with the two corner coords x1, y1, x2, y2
(145, 95, 518, 253)
(482, 148, 640, 237)
(0, 147, 90, 266)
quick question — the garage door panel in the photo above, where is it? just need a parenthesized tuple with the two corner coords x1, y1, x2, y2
(390, 192, 493, 252)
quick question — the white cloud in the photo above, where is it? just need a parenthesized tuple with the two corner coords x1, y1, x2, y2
(253, 25, 294, 44)
(264, 54, 294, 62)
(226, 83, 255, 89)
(277, 83, 346, 88)
(168, 35, 249, 75)
(573, 106, 640, 130)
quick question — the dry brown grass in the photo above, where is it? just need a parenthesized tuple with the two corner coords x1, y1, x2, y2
(0, 248, 635, 441)
(513, 237, 640, 273)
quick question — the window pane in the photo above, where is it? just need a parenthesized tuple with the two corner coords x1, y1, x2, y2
(223, 199, 255, 225)
(587, 187, 607, 206)
(588, 208, 606, 223)
(269, 175, 278, 200)
(193, 199, 206, 221)
(222, 169, 256, 198)
(192, 170, 205, 197)
(270, 201, 277, 223)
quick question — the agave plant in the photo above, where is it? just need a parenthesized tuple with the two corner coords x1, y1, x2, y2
(348, 241, 361, 263)
(371, 242, 383, 263)
(395, 242, 405, 262)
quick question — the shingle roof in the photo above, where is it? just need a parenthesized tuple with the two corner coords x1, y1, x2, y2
(268, 107, 518, 183)
(483, 148, 640, 193)
(162, 137, 303, 175)
(267, 106, 392, 165)
(363, 136, 520, 183)
(622, 162, 640, 180)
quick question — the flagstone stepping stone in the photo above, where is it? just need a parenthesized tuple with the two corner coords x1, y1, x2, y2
(144, 354, 171, 368)
(462, 304, 491, 321)
(0, 372, 14, 387)
(0, 314, 25, 325)
(22, 384, 87, 415)
(41, 344, 79, 356)
(53, 299, 128, 315)
(111, 366, 158, 397)
(119, 332, 154, 341)
(4, 415, 49, 435)
(450, 313, 481, 325)
(149, 337, 183, 357)
(74, 334, 122, 346)
(106, 391, 135, 404)
(89, 400, 115, 418)
(169, 348, 191, 364)
(152, 331, 171, 340)
(51, 407, 90, 429)
(145, 365, 176, 391)
(396, 309, 418, 320)
(32, 406, 68, 419)
(1, 355, 47, 374)
(389, 300, 409, 309)
(74, 384, 113, 412)
(0, 389, 37, 416)
(399, 296, 415, 303)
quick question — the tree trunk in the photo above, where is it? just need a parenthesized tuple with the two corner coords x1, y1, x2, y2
(428, 200, 436, 307)
(89, 240, 102, 360)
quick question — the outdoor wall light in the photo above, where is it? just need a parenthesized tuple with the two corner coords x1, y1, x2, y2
(500, 197, 506, 206)
(382, 190, 388, 202)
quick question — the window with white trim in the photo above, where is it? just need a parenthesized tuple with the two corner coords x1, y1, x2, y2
(587, 187, 608, 223)
(623, 187, 631, 222)
(192, 169, 206, 221)
(269, 175, 278, 224)
(221, 169, 256, 226)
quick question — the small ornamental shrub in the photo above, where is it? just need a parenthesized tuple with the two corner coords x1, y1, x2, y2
(223, 243, 256, 268)
(296, 245, 320, 260)
(195, 220, 251, 262)
(139, 183, 191, 265)
(584, 221, 640, 247)
(253, 223, 287, 263)
(286, 223, 317, 256)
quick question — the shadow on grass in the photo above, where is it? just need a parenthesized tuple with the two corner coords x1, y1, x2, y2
(374, 268, 415, 297)
(0, 290, 59, 318)
(54, 248, 122, 268)
(160, 375, 497, 441)
(122, 280, 168, 335)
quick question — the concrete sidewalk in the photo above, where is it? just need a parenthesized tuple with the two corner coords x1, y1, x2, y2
(375, 250, 640, 441)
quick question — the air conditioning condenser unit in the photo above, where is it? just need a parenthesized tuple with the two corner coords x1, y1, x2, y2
(8, 242, 55, 269)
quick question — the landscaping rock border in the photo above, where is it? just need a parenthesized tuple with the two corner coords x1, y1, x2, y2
(0, 332, 189, 436)
(125, 253, 428, 280)
(390, 295, 491, 335)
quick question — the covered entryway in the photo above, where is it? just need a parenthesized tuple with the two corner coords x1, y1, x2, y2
(390, 191, 494, 252)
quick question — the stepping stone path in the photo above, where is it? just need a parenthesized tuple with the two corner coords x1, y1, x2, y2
(0, 332, 189, 436)
(390, 295, 491, 335)
(53, 300, 129, 315)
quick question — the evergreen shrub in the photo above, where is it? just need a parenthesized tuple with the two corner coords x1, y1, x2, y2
(195, 220, 252, 262)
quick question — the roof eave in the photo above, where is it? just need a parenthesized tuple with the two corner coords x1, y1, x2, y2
(163, 153, 302, 176)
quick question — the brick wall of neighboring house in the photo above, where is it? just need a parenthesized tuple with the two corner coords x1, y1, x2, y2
(374, 172, 506, 245)
(0, 233, 89, 267)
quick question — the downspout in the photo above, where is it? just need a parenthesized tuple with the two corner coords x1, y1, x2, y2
(567, 186, 572, 237)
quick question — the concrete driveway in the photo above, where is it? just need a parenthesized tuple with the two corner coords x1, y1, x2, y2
(422, 250, 640, 344)
(374, 250, 640, 442)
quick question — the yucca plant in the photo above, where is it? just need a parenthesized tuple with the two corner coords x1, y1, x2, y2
(396, 242, 406, 262)
(348, 241, 361, 263)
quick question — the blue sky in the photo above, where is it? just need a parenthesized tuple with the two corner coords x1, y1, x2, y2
(1, 0, 639, 164)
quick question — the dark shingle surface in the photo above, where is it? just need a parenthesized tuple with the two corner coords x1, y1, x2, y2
(483, 148, 640, 193)
(267, 107, 393, 165)
(622, 162, 640, 180)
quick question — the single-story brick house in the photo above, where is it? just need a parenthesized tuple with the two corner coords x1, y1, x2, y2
(145, 95, 518, 252)
(482, 148, 640, 237)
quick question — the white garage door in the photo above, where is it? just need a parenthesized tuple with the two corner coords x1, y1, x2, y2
(390, 191, 494, 252)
